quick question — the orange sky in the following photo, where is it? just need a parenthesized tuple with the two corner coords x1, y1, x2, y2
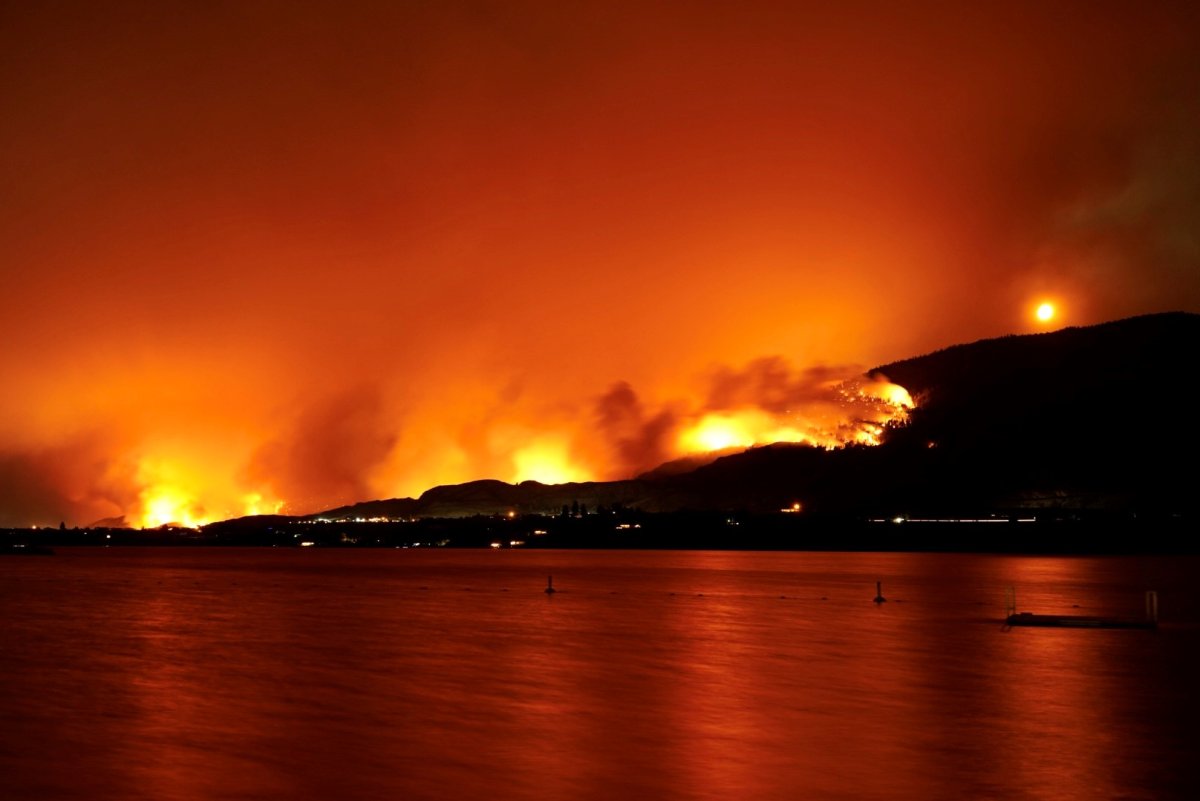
(3, 1, 1199, 526)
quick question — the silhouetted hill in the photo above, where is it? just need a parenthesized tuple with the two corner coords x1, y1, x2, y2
(871, 312, 1199, 404)
(636, 448, 743, 479)
(309, 478, 662, 519)
(89, 515, 131, 529)
(871, 312, 1199, 461)
(664, 312, 1200, 516)
(863, 312, 1200, 513)
(288, 312, 1200, 522)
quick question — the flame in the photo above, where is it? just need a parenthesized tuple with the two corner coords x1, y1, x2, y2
(677, 377, 913, 454)
(16, 367, 913, 527)
(860, 380, 914, 408)
(241, 492, 285, 517)
(511, 439, 588, 485)
(131, 455, 282, 528)
(680, 413, 761, 452)
(136, 374, 915, 522)
(137, 485, 283, 527)
(139, 485, 209, 529)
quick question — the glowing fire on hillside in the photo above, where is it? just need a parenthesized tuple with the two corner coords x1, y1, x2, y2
(8, 360, 913, 529)
(127, 372, 910, 528)
(677, 376, 913, 454)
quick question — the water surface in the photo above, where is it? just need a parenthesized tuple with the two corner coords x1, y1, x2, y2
(2, 548, 1197, 800)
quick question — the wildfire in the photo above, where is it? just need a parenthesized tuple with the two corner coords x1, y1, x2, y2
(242, 492, 285, 517)
(53, 370, 914, 528)
(139, 485, 210, 529)
(680, 413, 761, 452)
(676, 377, 913, 454)
(512, 439, 589, 485)
(132, 456, 283, 528)
(860, 380, 914, 408)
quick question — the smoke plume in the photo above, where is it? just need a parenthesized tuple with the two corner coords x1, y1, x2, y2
(245, 387, 398, 514)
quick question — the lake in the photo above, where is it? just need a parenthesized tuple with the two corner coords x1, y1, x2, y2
(2, 548, 1198, 800)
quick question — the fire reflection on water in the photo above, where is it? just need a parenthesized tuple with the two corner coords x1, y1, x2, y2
(1, 550, 1197, 801)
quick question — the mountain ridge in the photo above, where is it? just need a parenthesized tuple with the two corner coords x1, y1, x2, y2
(227, 312, 1199, 523)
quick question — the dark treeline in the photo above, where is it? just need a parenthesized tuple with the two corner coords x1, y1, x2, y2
(4, 508, 1196, 554)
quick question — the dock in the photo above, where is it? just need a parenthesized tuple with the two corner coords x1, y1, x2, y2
(1005, 612, 1156, 629)
(1004, 588, 1157, 630)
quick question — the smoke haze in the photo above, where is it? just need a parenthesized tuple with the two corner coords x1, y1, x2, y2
(2, 1, 1198, 524)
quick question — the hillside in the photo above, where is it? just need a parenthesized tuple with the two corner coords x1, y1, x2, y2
(312, 478, 658, 520)
(299, 312, 1200, 521)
